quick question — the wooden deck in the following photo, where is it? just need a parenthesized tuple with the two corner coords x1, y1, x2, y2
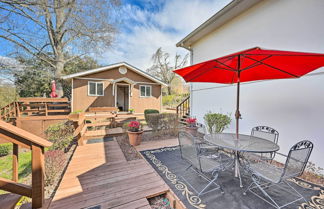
(49, 139, 169, 209)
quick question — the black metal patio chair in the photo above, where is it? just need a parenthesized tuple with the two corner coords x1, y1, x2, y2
(195, 123, 221, 157)
(251, 126, 279, 161)
(178, 131, 232, 197)
(243, 140, 313, 209)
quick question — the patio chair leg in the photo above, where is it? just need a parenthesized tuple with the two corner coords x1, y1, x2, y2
(252, 179, 280, 208)
(243, 182, 255, 195)
(284, 180, 307, 202)
(198, 172, 219, 197)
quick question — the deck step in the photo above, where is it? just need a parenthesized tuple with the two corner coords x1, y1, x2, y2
(0, 193, 22, 209)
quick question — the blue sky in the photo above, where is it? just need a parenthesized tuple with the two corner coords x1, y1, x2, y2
(0, 0, 231, 70)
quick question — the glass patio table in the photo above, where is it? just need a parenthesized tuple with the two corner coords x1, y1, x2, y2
(204, 133, 280, 187)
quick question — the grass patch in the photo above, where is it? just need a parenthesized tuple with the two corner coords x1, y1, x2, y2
(0, 151, 32, 182)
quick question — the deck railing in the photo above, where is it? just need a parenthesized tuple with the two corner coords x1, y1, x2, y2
(176, 96, 190, 119)
(0, 101, 18, 121)
(0, 120, 52, 208)
(0, 98, 70, 121)
(71, 113, 118, 145)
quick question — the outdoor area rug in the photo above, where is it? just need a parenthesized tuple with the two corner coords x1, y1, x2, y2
(141, 146, 324, 209)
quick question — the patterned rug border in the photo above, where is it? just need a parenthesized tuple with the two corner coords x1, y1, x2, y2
(141, 146, 324, 209)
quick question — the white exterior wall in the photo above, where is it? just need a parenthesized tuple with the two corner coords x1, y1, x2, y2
(190, 0, 324, 168)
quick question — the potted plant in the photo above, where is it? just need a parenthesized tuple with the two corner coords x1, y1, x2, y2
(127, 120, 143, 146)
(128, 108, 135, 114)
(185, 117, 198, 136)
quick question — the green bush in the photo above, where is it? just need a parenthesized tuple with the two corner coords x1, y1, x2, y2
(0, 143, 11, 157)
(45, 121, 75, 152)
(204, 112, 232, 133)
(144, 109, 159, 122)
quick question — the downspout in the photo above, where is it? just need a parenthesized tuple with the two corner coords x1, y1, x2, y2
(188, 46, 194, 115)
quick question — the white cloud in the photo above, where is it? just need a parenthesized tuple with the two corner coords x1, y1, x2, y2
(100, 0, 231, 70)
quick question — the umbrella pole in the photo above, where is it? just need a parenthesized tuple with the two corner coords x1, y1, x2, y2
(235, 77, 241, 139)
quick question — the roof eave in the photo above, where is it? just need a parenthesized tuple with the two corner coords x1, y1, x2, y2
(61, 62, 168, 87)
(176, 0, 262, 49)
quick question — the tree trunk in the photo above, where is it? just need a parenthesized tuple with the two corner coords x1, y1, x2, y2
(55, 51, 64, 97)
(167, 86, 172, 95)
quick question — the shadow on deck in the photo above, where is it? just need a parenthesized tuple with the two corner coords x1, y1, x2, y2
(49, 139, 169, 209)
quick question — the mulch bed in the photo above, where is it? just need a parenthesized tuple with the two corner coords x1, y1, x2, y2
(116, 135, 142, 161)
(148, 194, 172, 209)
(142, 131, 177, 141)
(45, 143, 77, 199)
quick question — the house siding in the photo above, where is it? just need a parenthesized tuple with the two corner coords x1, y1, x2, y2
(188, 0, 324, 168)
(72, 67, 162, 112)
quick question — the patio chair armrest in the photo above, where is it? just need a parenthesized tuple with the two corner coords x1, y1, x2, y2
(274, 152, 288, 158)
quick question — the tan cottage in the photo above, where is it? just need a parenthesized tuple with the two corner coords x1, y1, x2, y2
(62, 62, 167, 113)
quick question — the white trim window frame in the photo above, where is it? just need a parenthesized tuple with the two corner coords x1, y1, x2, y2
(139, 85, 152, 97)
(88, 81, 104, 96)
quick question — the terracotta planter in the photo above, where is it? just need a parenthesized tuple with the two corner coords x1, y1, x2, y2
(127, 130, 144, 146)
(185, 126, 198, 137)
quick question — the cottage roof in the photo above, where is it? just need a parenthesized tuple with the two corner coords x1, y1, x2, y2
(62, 62, 168, 86)
(176, 0, 262, 49)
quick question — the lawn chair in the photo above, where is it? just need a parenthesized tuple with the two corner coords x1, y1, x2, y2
(251, 126, 279, 161)
(243, 140, 313, 209)
(178, 131, 230, 196)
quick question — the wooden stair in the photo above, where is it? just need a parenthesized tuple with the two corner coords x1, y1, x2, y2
(0, 193, 22, 209)
(176, 96, 190, 125)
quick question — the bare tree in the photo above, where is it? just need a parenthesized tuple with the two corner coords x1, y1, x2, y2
(147, 47, 188, 95)
(0, 0, 120, 79)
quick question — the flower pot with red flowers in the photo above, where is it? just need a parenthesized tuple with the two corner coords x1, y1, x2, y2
(127, 120, 143, 146)
(185, 117, 198, 136)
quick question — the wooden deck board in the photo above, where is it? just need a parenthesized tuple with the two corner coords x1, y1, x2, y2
(49, 139, 169, 209)
(111, 198, 150, 209)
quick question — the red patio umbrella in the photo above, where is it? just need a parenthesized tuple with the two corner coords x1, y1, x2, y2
(50, 80, 58, 98)
(174, 47, 324, 138)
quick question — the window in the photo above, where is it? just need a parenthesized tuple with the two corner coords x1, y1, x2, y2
(140, 85, 151, 97)
(88, 81, 104, 96)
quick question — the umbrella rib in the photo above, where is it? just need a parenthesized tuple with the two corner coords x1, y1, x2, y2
(244, 56, 300, 78)
(244, 53, 324, 57)
(214, 59, 238, 71)
(239, 55, 273, 72)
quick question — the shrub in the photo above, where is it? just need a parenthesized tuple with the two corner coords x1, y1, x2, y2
(146, 113, 179, 136)
(144, 109, 159, 122)
(45, 121, 75, 152)
(203, 112, 232, 133)
(0, 143, 11, 157)
(45, 150, 66, 186)
(146, 113, 161, 131)
(161, 113, 179, 136)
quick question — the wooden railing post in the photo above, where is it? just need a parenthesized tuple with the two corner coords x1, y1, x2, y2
(12, 144, 18, 182)
(32, 144, 45, 208)
(16, 102, 21, 118)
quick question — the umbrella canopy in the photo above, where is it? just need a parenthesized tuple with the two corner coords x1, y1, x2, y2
(50, 80, 58, 98)
(174, 47, 324, 138)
